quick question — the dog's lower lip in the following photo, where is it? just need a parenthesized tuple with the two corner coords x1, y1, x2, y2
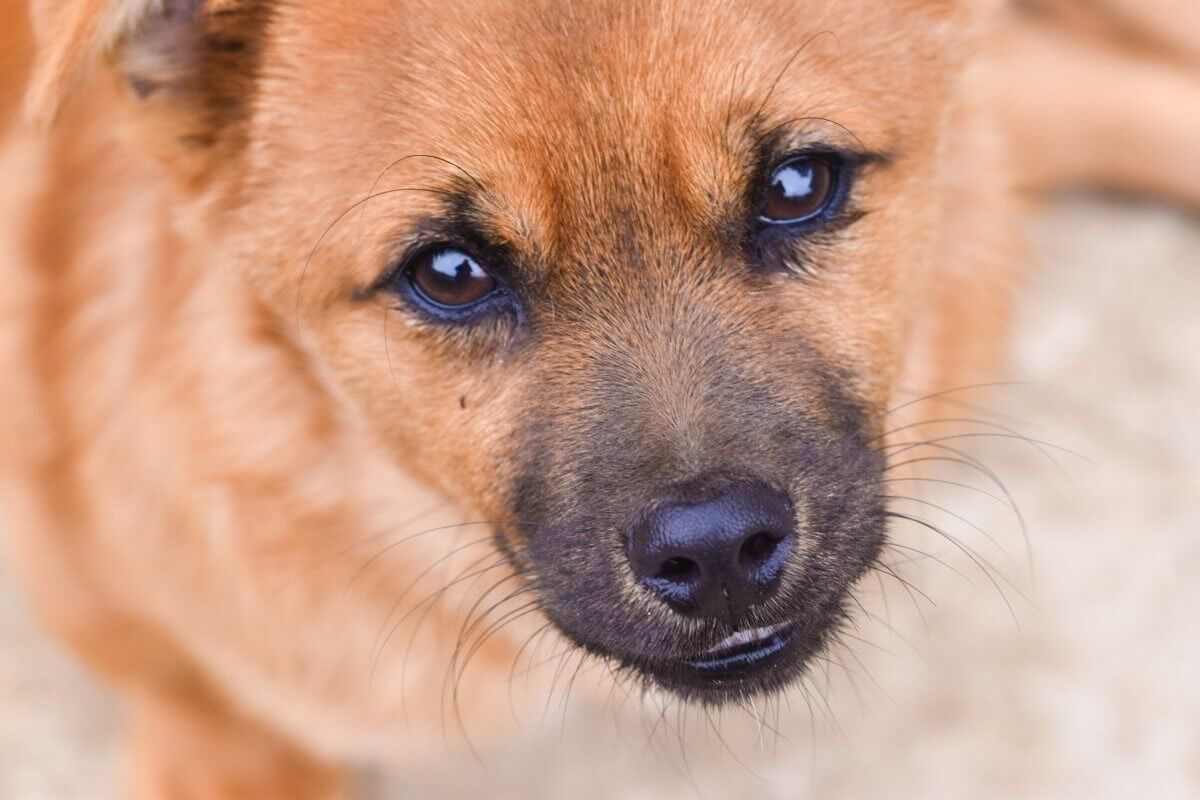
(684, 622, 796, 677)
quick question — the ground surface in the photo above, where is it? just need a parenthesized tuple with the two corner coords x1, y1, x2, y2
(2, 196, 1198, 798)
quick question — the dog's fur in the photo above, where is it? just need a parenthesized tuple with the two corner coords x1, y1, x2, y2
(0, 0, 1196, 796)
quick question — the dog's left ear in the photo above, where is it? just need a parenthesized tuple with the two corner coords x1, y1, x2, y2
(26, 0, 268, 176)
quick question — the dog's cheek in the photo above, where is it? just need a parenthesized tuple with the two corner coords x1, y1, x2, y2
(770, 216, 937, 417)
(297, 300, 528, 527)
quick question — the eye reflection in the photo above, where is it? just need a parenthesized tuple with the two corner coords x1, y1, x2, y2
(776, 165, 815, 197)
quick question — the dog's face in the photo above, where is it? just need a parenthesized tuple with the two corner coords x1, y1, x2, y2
(162, 0, 971, 702)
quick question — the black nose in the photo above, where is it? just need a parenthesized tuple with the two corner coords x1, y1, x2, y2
(627, 477, 795, 621)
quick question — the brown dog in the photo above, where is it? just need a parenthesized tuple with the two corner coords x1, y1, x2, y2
(0, 0, 1195, 797)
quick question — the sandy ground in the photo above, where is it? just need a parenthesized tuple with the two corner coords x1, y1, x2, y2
(2, 195, 1198, 798)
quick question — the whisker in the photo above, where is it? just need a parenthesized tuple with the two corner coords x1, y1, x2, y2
(345, 519, 538, 592)
(440, 574, 534, 755)
(282, 498, 447, 583)
(388, 556, 512, 722)
(882, 540, 970, 581)
(370, 535, 496, 652)
(446, 574, 533, 678)
(557, 652, 591, 735)
(885, 511, 1027, 625)
(883, 443, 1033, 577)
(883, 431, 1092, 475)
(836, 628, 896, 659)
(382, 305, 406, 399)
(352, 153, 492, 248)
(881, 475, 1015, 510)
(295, 186, 451, 341)
(869, 381, 1035, 430)
(891, 386, 1041, 428)
(540, 637, 578, 729)
(446, 576, 539, 715)
(872, 560, 937, 610)
(722, 58, 748, 146)
(373, 554, 509, 689)
(507, 619, 556, 723)
(798, 671, 845, 743)
(454, 599, 543, 706)
(519, 623, 561, 685)
(883, 494, 1009, 558)
(762, 114, 866, 153)
(867, 416, 1078, 475)
(702, 705, 768, 782)
(750, 31, 841, 128)
(833, 635, 892, 707)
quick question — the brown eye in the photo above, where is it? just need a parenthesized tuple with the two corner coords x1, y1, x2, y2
(760, 155, 838, 223)
(407, 247, 497, 308)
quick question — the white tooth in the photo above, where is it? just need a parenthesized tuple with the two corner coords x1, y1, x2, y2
(707, 623, 785, 654)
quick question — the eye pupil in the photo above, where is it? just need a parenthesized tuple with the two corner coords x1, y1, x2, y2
(408, 247, 497, 308)
(760, 156, 837, 223)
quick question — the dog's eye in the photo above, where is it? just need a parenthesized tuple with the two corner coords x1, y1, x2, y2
(760, 155, 839, 224)
(405, 247, 497, 309)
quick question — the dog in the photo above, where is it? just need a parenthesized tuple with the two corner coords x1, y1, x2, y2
(1, 0, 1196, 797)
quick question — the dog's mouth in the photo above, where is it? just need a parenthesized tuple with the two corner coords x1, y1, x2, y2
(607, 618, 810, 700)
(683, 621, 797, 679)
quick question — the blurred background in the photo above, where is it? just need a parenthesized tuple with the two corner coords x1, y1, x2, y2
(2, 2, 1199, 798)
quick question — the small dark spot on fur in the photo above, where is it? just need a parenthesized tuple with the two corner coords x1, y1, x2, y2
(180, 133, 217, 149)
(210, 95, 241, 111)
(207, 37, 245, 53)
(349, 284, 376, 302)
(127, 78, 160, 99)
(459, 395, 468, 409)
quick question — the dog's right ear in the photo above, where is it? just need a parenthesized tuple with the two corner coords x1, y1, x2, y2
(26, 0, 268, 175)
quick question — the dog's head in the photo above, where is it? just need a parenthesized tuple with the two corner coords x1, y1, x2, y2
(35, 0, 987, 703)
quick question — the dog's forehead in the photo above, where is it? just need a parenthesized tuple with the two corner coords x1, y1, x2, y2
(269, 0, 966, 148)
(379, 0, 961, 147)
(258, 0, 969, 271)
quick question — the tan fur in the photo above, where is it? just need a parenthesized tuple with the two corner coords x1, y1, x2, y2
(0, 0, 1194, 796)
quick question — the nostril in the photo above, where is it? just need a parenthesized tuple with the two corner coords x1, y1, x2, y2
(657, 556, 699, 582)
(738, 530, 782, 568)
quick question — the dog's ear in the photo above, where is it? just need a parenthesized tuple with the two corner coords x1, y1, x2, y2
(26, 0, 268, 175)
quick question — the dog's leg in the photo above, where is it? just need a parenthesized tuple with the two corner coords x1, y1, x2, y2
(1088, 0, 1200, 67)
(994, 14, 1200, 209)
(126, 692, 347, 800)
(1027, 0, 1200, 68)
